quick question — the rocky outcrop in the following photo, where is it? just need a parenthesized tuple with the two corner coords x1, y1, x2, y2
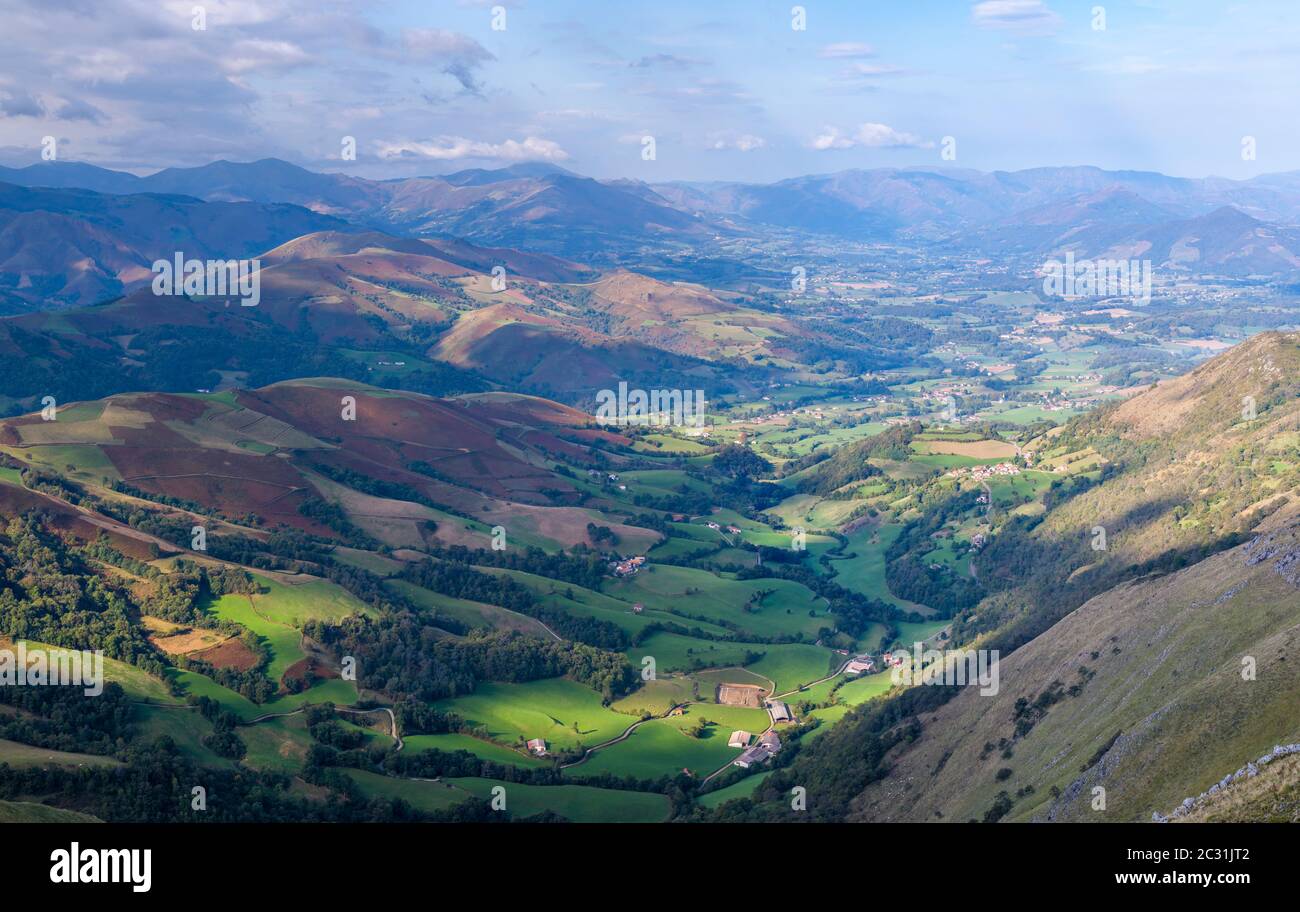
(1242, 531, 1300, 586)
(1152, 743, 1300, 822)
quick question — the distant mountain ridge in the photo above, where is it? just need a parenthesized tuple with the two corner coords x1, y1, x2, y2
(0, 181, 347, 312)
(7, 158, 1300, 285)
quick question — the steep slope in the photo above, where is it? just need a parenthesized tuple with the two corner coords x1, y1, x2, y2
(971, 331, 1300, 647)
(846, 520, 1300, 823)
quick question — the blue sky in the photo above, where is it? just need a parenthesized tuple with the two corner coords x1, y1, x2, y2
(1, 0, 1297, 182)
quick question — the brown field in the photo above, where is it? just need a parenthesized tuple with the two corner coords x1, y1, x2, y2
(190, 638, 261, 672)
(148, 627, 230, 656)
(716, 683, 766, 708)
(282, 655, 340, 687)
(917, 439, 1019, 459)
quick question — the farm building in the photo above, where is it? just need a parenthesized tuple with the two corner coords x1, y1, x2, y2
(526, 738, 547, 756)
(767, 700, 792, 723)
(760, 731, 781, 753)
(728, 730, 752, 749)
(734, 744, 773, 769)
(845, 655, 875, 676)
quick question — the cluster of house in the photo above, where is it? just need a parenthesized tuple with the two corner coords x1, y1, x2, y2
(612, 555, 646, 577)
(729, 730, 783, 769)
(881, 652, 907, 669)
(948, 461, 1022, 482)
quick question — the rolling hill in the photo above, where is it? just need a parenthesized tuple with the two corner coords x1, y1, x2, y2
(0, 378, 661, 554)
(0, 182, 347, 312)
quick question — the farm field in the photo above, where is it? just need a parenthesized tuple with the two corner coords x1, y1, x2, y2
(343, 770, 671, 822)
(572, 704, 767, 780)
(604, 564, 828, 640)
(0, 738, 122, 769)
(388, 578, 554, 638)
(402, 733, 546, 768)
(699, 770, 773, 808)
(432, 678, 632, 753)
(831, 524, 931, 614)
(448, 777, 671, 823)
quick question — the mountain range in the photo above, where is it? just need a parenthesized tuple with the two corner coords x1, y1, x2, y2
(7, 158, 1300, 316)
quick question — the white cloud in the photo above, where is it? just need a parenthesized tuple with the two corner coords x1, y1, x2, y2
(707, 133, 766, 152)
(819, 42, 875, 59)
(810, 127, 853, 150)
(375, 135, 570, 162)
(810, 123, 931, 150)
(839, 63, 909, 78)
(1084, 56, 1165, 75)
(221, 39, 310, 74)
(971, 1, 1061, 34)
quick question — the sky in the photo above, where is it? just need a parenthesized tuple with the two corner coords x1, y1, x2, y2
(1, 0, 1298, 183)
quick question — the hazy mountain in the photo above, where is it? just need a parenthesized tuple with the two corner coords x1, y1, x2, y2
(1090, 205, 1300, 275)
(10, 157, 1300, 278)
(961, 187, 1180, 255)
(656, 165, 1300, 247)
(0, 182, 347, 312)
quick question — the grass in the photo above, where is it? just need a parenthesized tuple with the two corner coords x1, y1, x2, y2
(605, 564, 827, 640)
(746, 645, 838, 694)
(200, 572, 364, 683)
(402, 733, 546, 768)
(344, 769, 465, 813)
(169, 668, 358, 722)
(245, 573, 370, 627)
(0, 800, 100, 823)
(204, 592, 304, 682)
(239, 713, 315, 773)
(448, 777, 671, 823)
(573, 703, 769, 779)
(433, 678, 631, 752)
(130, 704, 233, 768)
(389, 578, 553, 638)
(831, 524, 932, 615)
(0, 637, 178, 704)
(343, 769, 670, 822)
(0, 737, 122, 769)
(837, 670, 898, 706)
(699, 770, 773, 808)
(611, 677, 698, 715)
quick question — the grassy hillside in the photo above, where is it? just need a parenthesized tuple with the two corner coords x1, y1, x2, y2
(846, 525, 1300, 822)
